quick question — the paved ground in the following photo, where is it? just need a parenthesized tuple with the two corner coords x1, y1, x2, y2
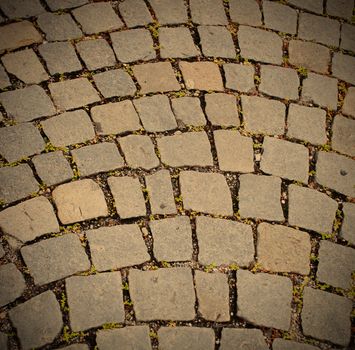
(0, 0, 354, 349)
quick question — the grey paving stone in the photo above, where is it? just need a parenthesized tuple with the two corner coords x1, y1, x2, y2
(287, 0, 323, 13)
(287, 104, 327, 145)
(72, 2, 123, 34)
(214, 130, 254, 173)
(220, 329, 268, 350)
(259, 65, 299, 100)
(129, 268, 195, 320)
(21, 234, 90, 285)
(37, 12, 83, 41)
(159, 27, 200, 59)
(273, 339, 321, 350)
(257, 223, 311, 275)
(179, 61, 223, 91)
(96, 326, 152, 350)
(171, 97, 206, 126)
(133, 62, 180, 94)
(111, 29, 155, 63)
(157, 131, 213, 167)
(263, 1, 297, 34)
(326, 0, 353, 19)
(223, 63, 255, 92)
(49, 78, 100, 110)
(0, 85, 55, 123)
(229, 0, 262, 26)
(41, 110, 95, 147)
(332, 52, 355, 85)
(32, 151, 73, 186)
(2, 49, 48, 84)
(0, 164, 39, 204)
(196, 216, 254, 266)
(0, 123, 45, 163)
(46, 0, 88, 10)
(0, 263, 26, 307)
(302, 73, 338, 110)
(9, 291, 63, 350)
(332, 114, 355, 157)
(239, 174, 284, 221)
(180, 171, 233, 216)
(149, 0, 187, 24)
(241, 95, 285, 135)
(145, 170, 176, 215)
(119, 135, 159, 170)
(39, 42, 82, 75)
(86, 224, 149, 271)
(0, 64, 10, 89)
(195, 271, 229, 321)
(0, 333, 7, 350)
(52, 179, 108, 224)
(288, 184, 337, 233)
(190, 0, 227, 25)
(0, 21, 42, 53)
(72, 142, 124, 177)
(341, 23, 355, 52)
(76, 39, 116, 70)
(237, 270, 292, 330)
(119, 0, 152, 27)
(238, 26, 283, 65)
(298, 13, 340, 47)
(0, 0, 45, 18)
(302, 287, 352, 346)
(342, 87, 355, 117)
(341, 203, 355, 244)
(91, 100, 141, 135)
(108, 176, 146, 219)
(66, 273, 125, 331)
(133, 95, 177, 132)
(316, 151, 355, 197)
(205, 93, 239, 126)
(150, 216, 192, 261)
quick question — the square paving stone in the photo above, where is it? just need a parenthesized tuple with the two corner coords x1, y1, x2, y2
(0, 123, 45, 163)
(157, 131, 213, 167)
(190, 0, 227, 25)
(110, 29, 155, 63)
(72, 2, 123, 34)
(119, 0, 152, 27)
(341, 203, 355, 244)
(220, 329, 268, 350)
(52, 179, 108, 224)
(149, 0, 188, 24)
(326, 0, 353, 19)
(272, 339, 320, 350)
(133, 95, 177, 132)
(46, 0, 88, 10)
(91, 100, 141, 135)
(238, 26, 283, 65)
(9, 291, 63, 350)
(159, 27, 200, 59)
(0, 0, 45, 18)
(238, 174, 284, 221)
(288, 184, 337, 234)
(129, 268, 195, 320)
(342, 87, 355, 117)
(237, 270, 292, 330)
(72, 142, 124, 177)
(0, 85, 55, 123)
(0, 64, 10, 89)
(332, 114, 355, 157)
(205, 93, 239, 126)
(171, 97, 206, 126)
(108, 176, 146, 219)
(41, 110, 95, 147)
(49, 78, 100, 110)
(229, 0, 262, 26)
(263, 1, 297, 34)
(32, 151, 73, 187)
(119, 135, 159, 170)
(332, 52, 355, 85)
(180, 171, 233, 216)
(66, 273, 125, 331)
(0, 263, 26, 307)
(301, 287, 352, 346)
(86, 224, 150, 271)
(21, 234, 90, 285)
(288, 0, 323, 12)
(150, 216, 192, 261)
(257, 223, 311, 275)
(341, 23, 355, 52)
(223, 63, 255, 93)
(196, 216, 254, 266)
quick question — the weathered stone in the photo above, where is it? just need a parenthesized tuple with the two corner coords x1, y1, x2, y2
(66, 273, 125, 331)
(190, 0, 227, 24)
(149, 0, 188, 24)
(108, 176, 146, 219)
(341, 203, 355, 244)
(0, 0, 45, 18)
(0, 64, 10, 89)
(196, 216, 254, 266)
(86, 224, 149, 271)
(239, 174, 284, 221)
(171, 97, 206, 126)
(332, 114, 355, 157)
(326, 0, 353, 19)
(119, 0, 152, 27)
(264, 1, 297, 33)
(229, 0, 262, 26)
(9, 291, 63, 350)
(341, 23, 355, 52)
(129, 268, 195, 320)
(288, 184, 337, 233)
(0, 333, 7, 350)
(180, 171, 233, 216)
(220, 329, 268, 350)
(53, 179, 108, 224)
(0, 264, 26, 307)
(205, 93, 239, 126)
(332, 52, 355, 85)
(21, 234, 90, 285)
(46, 0, 88, 10)
(288, 0, 323, 13)
(237, 270, 292, 330)
(223, 63, 255, 92)
(302, 287, 352, 346)
(342, 87, 355, 117)
(273, 339, 321, 350)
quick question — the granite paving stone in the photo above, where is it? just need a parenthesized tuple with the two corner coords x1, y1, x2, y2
(288, 0, 323, 12)
(223, 63, 255, 92)
(229, 0, 262, 26)
(341, 203, 355, 244)
(171, 97, 206, 126)
(332, 114, 355, 157)
(0, 333, 7, 350)
(66, 273, 125, 331)
(129, 268, 195, 320)
(21, 234, 90, 285)
(190, 0, 227, 25)
(220, 329, 269, 350)
(340, 23, 355, 52)
(119, 0, 153, 27)
(342, 87, 355, 117)
(205, 93, 239, 126)
(0, 64, 10, 89)
(46, 0, 88, 10)
(0, 263, 26, 307)
(273, 339, 321, 350)
(0, 0, 45, 18)
(149, 0, 188, 25)
(263, 1, 297, 34)
(86, 224, 150, 271)
(332, 52, 355, 85)
(326, 0, 353, 19)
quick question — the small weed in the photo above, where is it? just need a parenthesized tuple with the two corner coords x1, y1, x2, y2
(62, 326, 84, 343)
(161, 261, 171, 268)
(319, 144, 331, 152)
(297, 66, 308, 78)
(60, 292, 69, 312)
(149, 331, 158, 339)
(253, 143, 263, 149)
(175, 195, 183, 203)
(229, 263, 239, 271)
(123, 300, 133, 306)
(147, 21, 160, 39)
(308, 170, 316, 176)
(172, 91, 186, 98)
(102, 323, 120, 330)
(204, 262, 217, 272)
(122, 282, 129, 291)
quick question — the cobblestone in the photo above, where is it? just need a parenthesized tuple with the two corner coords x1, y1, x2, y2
(332, 114, 355, 157)
(0, 64, 10, 89)
(220, 329, 268, 350)
(119, 0, 152, 27)
(272, 339, 321, 350)
(171, 97, 206, 126)
(190, 0, 227, 25)
(223, 63, 255, 93)
(46, 0, 88, 10)
(341, 203, 355, 244)
(0, 263, 26, 307)
(205, 93, 239, 126)
(0, 0, 45, 18)
(149, 0, 188, 25)
(340, 23, 355, 52)
(332, 52, 355, 85)
(326, 0, 353, 19)
(229, 0, 262, 26)
(342, 87, 355, 117)
(288, 0, 323, 12)
(263, 1, 297, 34)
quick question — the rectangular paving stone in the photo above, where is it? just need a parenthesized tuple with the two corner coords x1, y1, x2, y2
(341, 203, 355, 244)
(171, 97, 206, 126)
(332, 114, 355, 157)
(129, 268, 196, 320)
(340, 23, 355, 52)
(149, 0, 188, 24)
(0, 0, 45, 18)
(0, 263, 26, 307)
(272, 339, 320, 350)
(332, 52, 355, 85)
(86, 224, 150, 271)
(205, 93, 239, 126)
(223, 63, 255, 93)
(229, 0, 262, 26)
(326, 0, 353, 19)
(288, 0, 323, 13)
(46, 0, 88, 10)
(190, 0, 228, 25)
(220, 329, 268, 350)
(119, 0, 153, 27)
(263, 1, 297, 34)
